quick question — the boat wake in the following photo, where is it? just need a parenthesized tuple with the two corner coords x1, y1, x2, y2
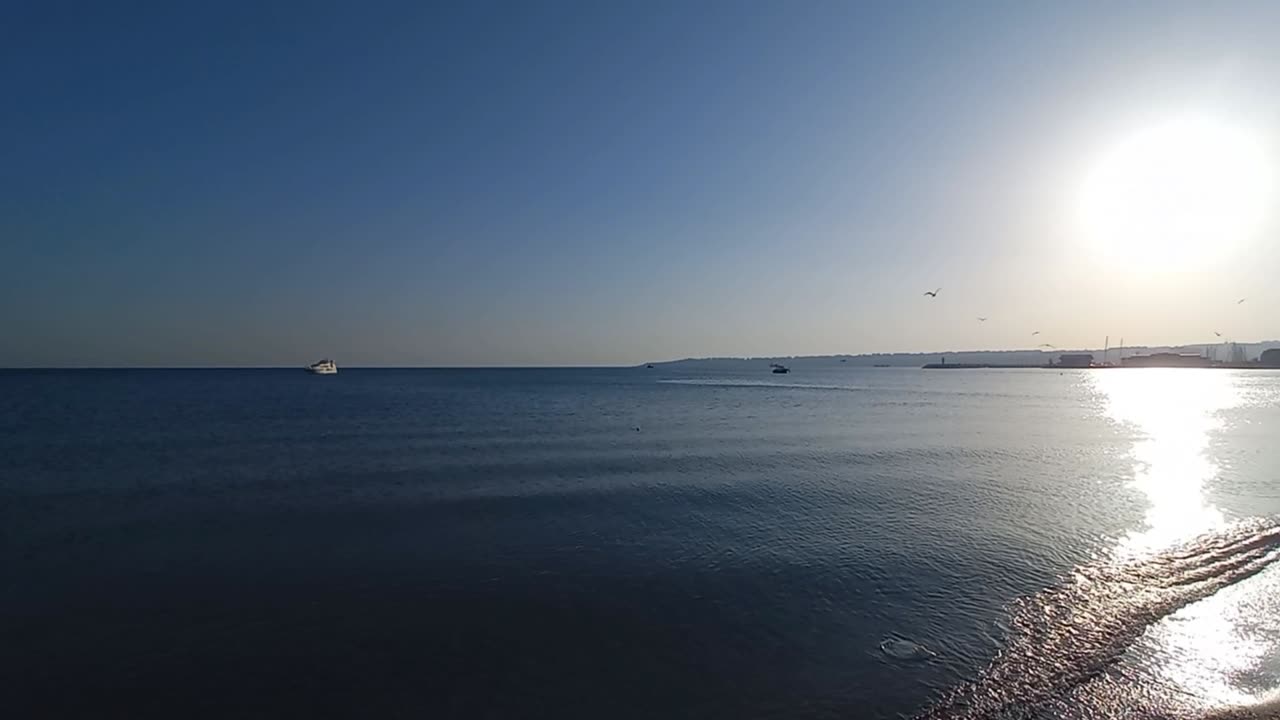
(657, 379, 866, 392)
(916, 519, 1280, 719)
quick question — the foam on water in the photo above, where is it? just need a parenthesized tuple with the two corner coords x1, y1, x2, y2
(917, 519, 1280, 719)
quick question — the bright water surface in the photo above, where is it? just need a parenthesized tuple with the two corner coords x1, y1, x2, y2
(3, 367, 1280, 718)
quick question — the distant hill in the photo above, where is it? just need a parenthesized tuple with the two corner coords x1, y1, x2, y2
(643, 341, 1280, 370)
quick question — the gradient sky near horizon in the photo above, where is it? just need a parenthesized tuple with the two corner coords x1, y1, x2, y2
(3, 1, 1279, 366)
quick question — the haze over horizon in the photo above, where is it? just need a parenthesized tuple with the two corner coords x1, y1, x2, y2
(4, 1, 1279, 367)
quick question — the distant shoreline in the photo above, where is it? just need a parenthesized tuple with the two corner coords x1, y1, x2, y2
(643, 342, 1280, 370)
(921, 363, 1276, 370)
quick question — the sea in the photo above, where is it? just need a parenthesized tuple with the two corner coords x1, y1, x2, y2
(3, 366, 1280, 719)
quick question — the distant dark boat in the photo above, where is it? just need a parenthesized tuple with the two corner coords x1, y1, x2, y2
(770, 363, 790, 374)
(646, 364, 654, 369)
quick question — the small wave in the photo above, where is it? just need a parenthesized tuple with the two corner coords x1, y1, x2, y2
(916, 519, 1280, 719)
(881, 635, 936, 662)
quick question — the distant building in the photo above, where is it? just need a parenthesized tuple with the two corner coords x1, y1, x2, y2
(1121, 352, 1212, 368)
(1057, 353, 1094, 368)
(1261, 348, 1280, 367)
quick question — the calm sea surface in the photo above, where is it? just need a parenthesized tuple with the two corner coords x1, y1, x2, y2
(4, 367, 1280, 719)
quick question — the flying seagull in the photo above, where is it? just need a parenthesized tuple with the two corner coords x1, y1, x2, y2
(1031, 331, 1041, 336)
(1237, 298, 1247, 305)
(1037, 343, 1055, 349)
(977, 316, 988, 322)
(923, 287, 941, 297)
(1214, 331, 1222, 338)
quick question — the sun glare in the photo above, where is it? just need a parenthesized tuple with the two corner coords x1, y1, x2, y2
(1079, 115, 1273, 270)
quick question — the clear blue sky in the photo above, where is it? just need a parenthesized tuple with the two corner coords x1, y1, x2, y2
(4, 1, 1278, 366)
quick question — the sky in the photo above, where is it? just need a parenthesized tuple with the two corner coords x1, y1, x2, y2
(3, 1, 1279, 366)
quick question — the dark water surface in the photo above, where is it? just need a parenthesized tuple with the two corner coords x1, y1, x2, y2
(4, 367, 1280, 718)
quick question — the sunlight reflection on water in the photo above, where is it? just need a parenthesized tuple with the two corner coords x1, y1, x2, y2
(1092, 369, 1272, 711)
(1094, 369, 1235, 556)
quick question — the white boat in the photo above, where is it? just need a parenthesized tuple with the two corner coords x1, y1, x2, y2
(308, 359, 338, 375)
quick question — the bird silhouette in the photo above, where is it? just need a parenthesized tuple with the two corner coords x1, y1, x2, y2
(1031, 331, 1041, 336)
(1037, 343, 1055, 349)
(923, 288, 941, 297)
(976, 317, 988, 322)
(1214, 331, 1223, 338)
(1237, 298, 1247, 305)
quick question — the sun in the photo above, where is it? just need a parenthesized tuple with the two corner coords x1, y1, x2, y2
(1078, 115, 1273, 271)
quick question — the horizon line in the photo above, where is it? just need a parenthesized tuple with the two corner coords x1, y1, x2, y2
(6, 339, 1277, 371)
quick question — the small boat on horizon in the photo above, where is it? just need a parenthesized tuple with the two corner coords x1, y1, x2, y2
(770, 363, 790, 374)
(308, 359, 338, 375)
